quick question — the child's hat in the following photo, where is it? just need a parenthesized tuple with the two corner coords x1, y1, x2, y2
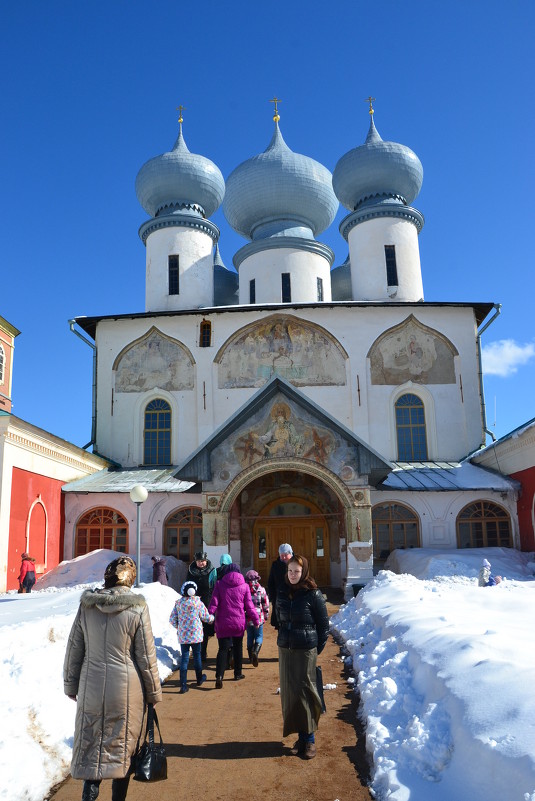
(181, 580, 197, 597)
(482, 559, 491, 568)
(246, 569, 260, 582)
(278, 543, 293, 555)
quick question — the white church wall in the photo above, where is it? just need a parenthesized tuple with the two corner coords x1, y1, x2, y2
(238, 248, 332, 304)
(145, 227, 214, 312)
(347, 217, 423, 302)
(92, 303, 486, 468)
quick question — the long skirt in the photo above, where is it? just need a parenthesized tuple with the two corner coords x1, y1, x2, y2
(278, 647, 323, 737)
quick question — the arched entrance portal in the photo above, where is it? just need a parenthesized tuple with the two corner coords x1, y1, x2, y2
(229, 469, 345, 588)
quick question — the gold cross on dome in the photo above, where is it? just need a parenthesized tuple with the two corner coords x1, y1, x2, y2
(269, 96, 281, 122)
(176, 105, 186, 124)
(364, 96, 376, 116)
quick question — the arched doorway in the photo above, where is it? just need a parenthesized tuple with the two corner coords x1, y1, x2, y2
(75, 508, 128, 557)
(371, 502, 420, 568)
(456, 500, 512, 548)
(253, 497, 330, 586)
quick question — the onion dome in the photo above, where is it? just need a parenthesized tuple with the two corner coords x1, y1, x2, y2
(223, 121, 338, 240)
(333, 114, 423, 211)
(135, 124, 225, 219)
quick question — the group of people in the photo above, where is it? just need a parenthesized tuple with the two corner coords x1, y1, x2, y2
(62, 542, 330, 800)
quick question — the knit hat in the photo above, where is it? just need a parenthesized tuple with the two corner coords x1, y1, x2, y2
(220, 553, 232, 566)
(194, 551, 208, 561)
(21, 553, 29, 559)
(246, 569, 260, 582)
(104, 556, 136, 588)
(482, 559, 491, 568)
(279, 543, 293, 556)
(181, 580, 197, 597)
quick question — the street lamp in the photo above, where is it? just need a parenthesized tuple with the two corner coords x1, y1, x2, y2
(129, 484, 148, 587)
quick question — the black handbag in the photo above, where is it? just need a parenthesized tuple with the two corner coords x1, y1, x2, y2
(133, 704, 167, 782)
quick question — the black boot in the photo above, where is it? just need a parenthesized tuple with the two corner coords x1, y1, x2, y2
(82, 780, 101, 801)
(111, 776, 130, 801)
(196, 669, 207, 686)
(179, 669, 189, 694)
(252, 643, 261, 668)
(247, 647, 253, 664)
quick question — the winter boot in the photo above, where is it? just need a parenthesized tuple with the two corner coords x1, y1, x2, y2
(82, 780, 101, 801)
(247, 647, 253, 664)
(215, 676, 223, 689)
(111, 776, 130, 801)
(252, 643, 261, 667)
(196, 669, 207, 686)
(179, 669, 189, 694)
(304, 742, 317, 759)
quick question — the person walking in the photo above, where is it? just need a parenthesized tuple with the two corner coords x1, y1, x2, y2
(276, 554, 329, 760)
(18, 552, 36, 593)
(267, 543, 293, 629)
(208, 562, 259, 687)
(63, 556, 162, 801)
(245, 569, 269, 667)
(187, 550, 217, 662)
(151, 555, 168, 585)
(169, 579, 214, 693)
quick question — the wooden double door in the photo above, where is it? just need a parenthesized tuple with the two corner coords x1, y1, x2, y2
(253, 498, 330, 587)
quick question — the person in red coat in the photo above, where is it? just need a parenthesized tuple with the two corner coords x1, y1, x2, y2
(18, 553, 36, 593)
(208, 563, 259, 687)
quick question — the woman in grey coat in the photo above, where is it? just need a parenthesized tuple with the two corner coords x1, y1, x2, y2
(64, 556, 162, 801)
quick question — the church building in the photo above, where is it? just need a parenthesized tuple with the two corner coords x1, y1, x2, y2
(63, 102, 519, 597)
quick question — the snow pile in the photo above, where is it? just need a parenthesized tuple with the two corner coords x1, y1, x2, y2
(331, 547, 535, 801)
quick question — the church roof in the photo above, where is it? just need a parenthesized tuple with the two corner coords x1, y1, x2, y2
(333, 114, 423, 211)
(223, 121, 338, 240)
(62, 466, 196, 493)
(135, 124, 225, 219)
(71, 301, 496, 341)
(377, 460, 520, 492)
(173, 374, 393, 486)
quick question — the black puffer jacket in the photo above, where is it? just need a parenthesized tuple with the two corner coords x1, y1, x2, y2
(187, 560, 216, 607)
(276, 585, 329, 653)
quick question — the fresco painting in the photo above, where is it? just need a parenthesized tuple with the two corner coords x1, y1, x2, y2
(369, 317, 457, 385)
(217, 316, 346, 388)
(115, 329, 194, 392)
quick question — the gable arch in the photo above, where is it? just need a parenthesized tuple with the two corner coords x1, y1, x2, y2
(215, 313, 348, 388)
(113, 326, 195, 393)
(368, 314, 458, 385)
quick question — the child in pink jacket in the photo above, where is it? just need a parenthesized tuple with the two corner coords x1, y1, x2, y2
(169, 580, 214, 694)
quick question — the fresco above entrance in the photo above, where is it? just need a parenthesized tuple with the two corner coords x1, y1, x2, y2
(368, 315, 457, 385)
(114, 328, 194, 392)
(216, 315, 347, 388)
(208, 393, 359, 490)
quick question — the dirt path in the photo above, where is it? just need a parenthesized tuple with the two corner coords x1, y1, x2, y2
(50, 599, 372, 801)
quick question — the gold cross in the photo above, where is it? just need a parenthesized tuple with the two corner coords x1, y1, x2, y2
(364, 96, 376, 116)
(269, 96, 281, 122)
(176, 105, 186, 124)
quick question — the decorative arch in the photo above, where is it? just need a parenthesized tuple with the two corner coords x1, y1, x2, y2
(456, 500, 512, 548)
(371, 501, 421, 563)
(143, 398, 172, 465)
(368, 314, 458, 385)
(113, 326, 195, 393)
(26, 496, 48, 570)
(395, 392, 428, 460)
(215, 313, 348, 388)
(75, 508, 129, 556)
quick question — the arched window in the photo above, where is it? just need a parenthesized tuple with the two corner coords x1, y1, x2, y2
(199, 320, 211, 348)
(456, 501, 512, 548)
(75, 508, 128, 556)
(0, 344, 4, 384)
(144, 399, 171, 465)
(395, 393, 428, 460)
(372, 502, 420, 564)
(164, 507, 203, 562)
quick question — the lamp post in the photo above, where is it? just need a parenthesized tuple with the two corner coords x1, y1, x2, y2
(129, 484, 148, 587)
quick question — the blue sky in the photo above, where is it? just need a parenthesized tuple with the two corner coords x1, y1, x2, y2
(1, 0, 534, 449)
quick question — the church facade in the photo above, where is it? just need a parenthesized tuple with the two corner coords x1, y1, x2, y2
(63, 105, 519, 596)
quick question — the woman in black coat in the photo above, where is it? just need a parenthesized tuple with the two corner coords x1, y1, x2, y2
(276, 554, 329, 759)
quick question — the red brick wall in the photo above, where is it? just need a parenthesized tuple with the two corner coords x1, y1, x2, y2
(7, 467, 65, 590)
(511, 465, 535, 551)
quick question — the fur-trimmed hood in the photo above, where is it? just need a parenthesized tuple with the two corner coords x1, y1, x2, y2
(80, 587, 147, 613)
